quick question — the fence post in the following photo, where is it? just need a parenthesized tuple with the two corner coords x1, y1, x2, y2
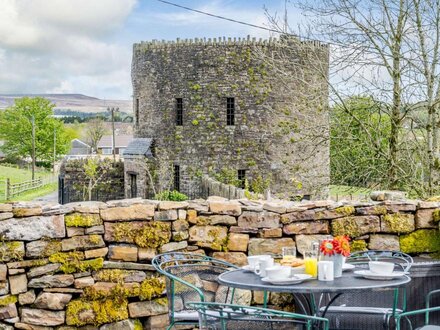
(5, 178, 10, 201)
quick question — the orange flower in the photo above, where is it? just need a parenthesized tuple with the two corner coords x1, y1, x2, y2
(334, 236, 351, 257)
(319, 236, 351, 257)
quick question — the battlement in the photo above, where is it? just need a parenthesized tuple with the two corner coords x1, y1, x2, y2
(133, 35, 328, 51)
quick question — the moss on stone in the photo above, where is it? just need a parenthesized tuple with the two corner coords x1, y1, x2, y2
(49, 252, 103, 274)
(350, 240, 368, 252)
(208, 228, 228, 251)
(134, 319, 143, 330)
(113, 221, 170, 248)
(139, 277, 166, 301)
(40, 240, 62, 257)
(94, 269, 134, 283)
(400, 229, 440, 253)
(88, 235, 102, 245)
(65, 213, 102, 227)
(0, 295, 17, 307)
(335, 206, 355, 216)
(66, 298, 128, 326)
(382, 213, 413, 233)
(432, 209, 440, 223)
(427, 196, 440, 202)
(331, 217, 362, 237)
(0, 241, 24, 261)
(373, 206, 388, 215)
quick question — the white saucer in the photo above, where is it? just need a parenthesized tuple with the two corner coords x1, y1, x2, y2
(354, 270, 407, 280)
(261, 274, 312, 285)
(242, 265, 255, 272)
(342, 264, 355, 271)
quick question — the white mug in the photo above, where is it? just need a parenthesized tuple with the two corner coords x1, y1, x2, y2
(254, 257, 274, 277)
(247, 255, 271, 270)
(318, 261, 334, 281)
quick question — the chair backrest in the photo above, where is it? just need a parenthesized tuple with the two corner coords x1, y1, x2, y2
(152, 253, 239, 317)
(347, 250, 413, 272)
(187, 301, 330, 330)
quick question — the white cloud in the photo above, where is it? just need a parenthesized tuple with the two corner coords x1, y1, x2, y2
(0, 0, 137, 99)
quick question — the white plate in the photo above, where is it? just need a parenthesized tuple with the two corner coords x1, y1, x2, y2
(261, 274, 312, 285)
(342, 264, 355, 271)
(242, 265, 256, 272)
(354, 270, 407, 280)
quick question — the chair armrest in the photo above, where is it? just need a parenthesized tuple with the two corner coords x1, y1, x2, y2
(427, 289, 440, 307)
(395, 306, 440, 330)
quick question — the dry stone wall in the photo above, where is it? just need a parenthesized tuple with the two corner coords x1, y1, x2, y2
(0, 197, 438, 328)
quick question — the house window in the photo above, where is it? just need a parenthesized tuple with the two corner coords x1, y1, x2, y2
(174, 165, 180, 192)
(238, 169, 246, 189)
(176, 98, 183, 126)
(227, 97, 235, 126)
(135, 98, 139, 126)
(102, 148, 112, 155)
(129, 173, 137, 198)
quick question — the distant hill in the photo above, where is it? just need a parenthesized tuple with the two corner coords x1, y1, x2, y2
(0, 94, 132, 113)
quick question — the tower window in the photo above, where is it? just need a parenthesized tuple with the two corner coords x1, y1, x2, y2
(227, 97, 235, 126)
(174, 165, 180, 191)
(237, 169, 246, 189)
(176, 98, 183, 126)
(135, 98, 139, 126)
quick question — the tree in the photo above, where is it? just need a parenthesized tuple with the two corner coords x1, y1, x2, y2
(330, 96, 391, 187)
(0, 97, 71, 178)
(81, 157, 112, 201)
(85, 118, 107, 152)
(261, 0, 440, 196)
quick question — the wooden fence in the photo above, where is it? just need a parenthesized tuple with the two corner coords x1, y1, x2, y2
(1, 176, 57, 200)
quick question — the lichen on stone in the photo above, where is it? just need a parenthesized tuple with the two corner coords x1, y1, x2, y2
(65, 213, 102, 227)
(49, 251, 103, 273)
(88, 235, 102, 245)
(113, 221, 170, 248)
(0, 241, 24, 261)
(373, 206, 388, 215)
(400, 229, 440, 253)
(0, 295, 17, 306)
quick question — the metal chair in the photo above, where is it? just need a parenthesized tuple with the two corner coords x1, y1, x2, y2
(319, 250, 413, 329)
(152, 252, 240, 330)
(187, 301, 330, 330)
(395, 289, 440, 330)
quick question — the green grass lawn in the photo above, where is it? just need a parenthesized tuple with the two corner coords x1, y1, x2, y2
(0, 165, 57, 202)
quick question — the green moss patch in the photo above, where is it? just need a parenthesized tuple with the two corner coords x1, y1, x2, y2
(66, 298, 128, 326)
(113, 221, 170, 248)
(332, 217, 362, 237)
(335, 206, 355, 216)
(400, 229, 440, 253)
(432, 209, 440, 223)
(49, 252, 103, 274)
(382, 213, 414, 233)
(350, 240, 368, 252)
(65, 213, 102, 227)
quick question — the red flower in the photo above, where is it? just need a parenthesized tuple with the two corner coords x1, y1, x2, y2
(319, 236, 351, 257)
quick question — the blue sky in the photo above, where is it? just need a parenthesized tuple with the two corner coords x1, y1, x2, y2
(0, 0, 300, 100)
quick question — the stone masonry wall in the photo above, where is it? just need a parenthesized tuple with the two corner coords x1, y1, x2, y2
(132, 36, 330, 199)
(0, 197, 438, 328)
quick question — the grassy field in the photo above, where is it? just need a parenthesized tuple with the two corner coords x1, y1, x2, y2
(329, 185, 372, 200)
(0, 165, 57, 202)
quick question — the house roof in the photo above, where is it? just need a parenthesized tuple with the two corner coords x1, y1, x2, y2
(122, 138, 154, 158)
(97, 135, 133, 148)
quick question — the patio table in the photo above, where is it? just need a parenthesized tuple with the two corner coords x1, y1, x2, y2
(218, 269, 411, 318)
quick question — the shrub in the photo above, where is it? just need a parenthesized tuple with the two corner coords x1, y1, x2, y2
(154, 190, 188, 201)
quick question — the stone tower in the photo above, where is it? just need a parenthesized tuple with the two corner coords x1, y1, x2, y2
(128, 36, 330, 199)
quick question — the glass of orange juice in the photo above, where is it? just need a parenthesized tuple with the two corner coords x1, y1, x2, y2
(304, 251, 318, 277)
